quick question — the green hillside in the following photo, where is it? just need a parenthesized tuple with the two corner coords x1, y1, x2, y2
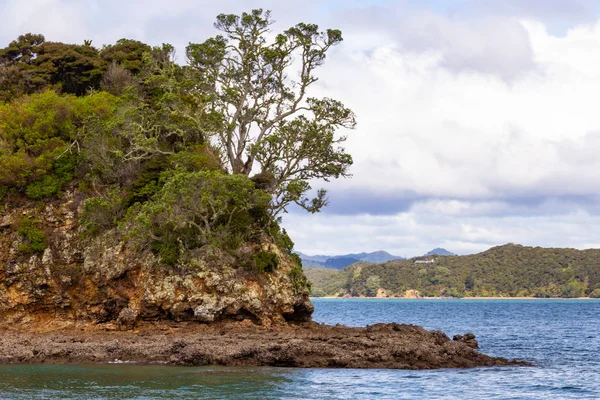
(307, 244, 600, 298)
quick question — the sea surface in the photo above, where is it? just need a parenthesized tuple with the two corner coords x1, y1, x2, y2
(1, 298, 599, 399)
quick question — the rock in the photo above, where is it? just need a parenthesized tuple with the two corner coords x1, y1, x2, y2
(453, 333, 479, 349)
(194, 297, 220, 322)
(0, 214, 12, 229)
(0, 191, 313, 326)
(116, 308, 138, 330)
(404, 289, 421, 298)
(0, 322, 531, 369)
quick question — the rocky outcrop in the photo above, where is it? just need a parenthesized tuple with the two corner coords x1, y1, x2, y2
(0, 321, 531, 369)
(0, 191, 532, 370)
(0, 190, 312, 328)
(404, 289, 422, 298)
(453, 333, 479, 349)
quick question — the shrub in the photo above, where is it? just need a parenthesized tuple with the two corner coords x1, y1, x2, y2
(0, 90, 119, 195)
(124, 170, 271, 265)
(290, 263, 311, 294)
(561, 279, 585, 298)
(169, 144, 223, 172)
(80, 187, 125, 235)
(251, 251, 279, 273)
(590, 289, 600, 298)
(17, 216, 46, 254)
(25, 174, 62, 199)
(150, 224, 200, 266)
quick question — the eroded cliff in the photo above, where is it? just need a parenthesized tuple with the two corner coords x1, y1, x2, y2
(0, 189, 313, 329)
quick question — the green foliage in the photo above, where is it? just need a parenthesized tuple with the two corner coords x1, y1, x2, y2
(100, 38, 151, 75)
(0, 90, 119, 196)
(364, 275, 381, 297)
(17, 216, 46, 254)
(251, 251, 279, 273)
(34, 41, 105, 95)
(124, 170, 271, 265)
(169, 145, 223, 173)
(149, 225, 199, 266)
(1, 15, 348, 287)
(289, 263, 311, 294)
(0, 33, 105, 99)
(80, 187, 124, 235)
(123, 156, 170, 207)
(25, 174, 62, 199)
(561, 279, 585, 298)
(590, 289, 600, 298)
(187, 9, 355, 216)
(308, 244, 600, 298)
(0, 33, 47, 102)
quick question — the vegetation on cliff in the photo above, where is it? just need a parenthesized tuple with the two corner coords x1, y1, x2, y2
(307, 244, 600, 298)
(0, 9, 354, 324)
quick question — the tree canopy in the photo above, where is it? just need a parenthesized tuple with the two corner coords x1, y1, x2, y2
(0, 9, 351, 277)
(187, 9, 355, 216)
(306, 244, 600, 298)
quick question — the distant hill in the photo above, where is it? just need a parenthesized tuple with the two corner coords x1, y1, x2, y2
(297, 250, 403, 270)
(324, 257, 361, 269)
(295, 252, 330, 263)
(424, 248, 455, 256)
(306, 244, 600, 298)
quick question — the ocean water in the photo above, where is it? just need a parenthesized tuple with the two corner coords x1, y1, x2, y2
(1, 299, 599, 399)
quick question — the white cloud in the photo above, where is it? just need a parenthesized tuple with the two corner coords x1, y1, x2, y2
(312, 19, 600, 202)
(283, 207, 600, 257)
(1, 0, 600, 255)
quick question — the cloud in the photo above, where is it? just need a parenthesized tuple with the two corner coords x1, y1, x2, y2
(335, 7, 536, 80)
(282, 207, 600, 257)
(468, 0, 598, 28)
(1, 0, 599, 255)
(309, 19, 600, 203)
(0, 0, 326, 52)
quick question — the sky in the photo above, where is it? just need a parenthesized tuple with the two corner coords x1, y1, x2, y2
(2, 0, 600, 257)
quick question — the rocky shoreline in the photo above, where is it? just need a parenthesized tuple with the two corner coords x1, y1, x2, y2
(0, 321, 530, 369)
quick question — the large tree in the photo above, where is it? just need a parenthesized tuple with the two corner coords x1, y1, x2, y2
(186, 9, 355, 216)
(0, 34, 105, 99)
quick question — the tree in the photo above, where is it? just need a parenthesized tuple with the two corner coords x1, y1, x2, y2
(34, 41, 105, 95)
(186, 9, 355, 216)
(125, 170, 271, 264)
(0, 33, 47, 101)
(0, 34, 105, 99)
(100, 38, 152, 75)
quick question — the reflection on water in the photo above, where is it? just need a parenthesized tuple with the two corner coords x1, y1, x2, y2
(0, 365, 292, 400)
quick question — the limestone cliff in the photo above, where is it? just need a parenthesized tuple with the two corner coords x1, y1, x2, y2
(0, 190, 313, 328)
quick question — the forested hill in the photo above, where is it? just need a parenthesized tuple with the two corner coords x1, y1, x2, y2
(306, 244, 600, 298)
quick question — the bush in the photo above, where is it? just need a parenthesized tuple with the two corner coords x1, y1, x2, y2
(25, 174, 62, 200)
(290, 263, 311, 294)
(589, 288, 600, 298)
(80, 188, 125, 235)
(17, 217, 46, 254)
(24, 154, 77, 200)
(0, 90, 119, 195)
(169, 144, 223, 172)
(124, 170, 271, 265)
(149, 224, 200, 266)
(251, 251, 279, 273)
(561, 279, 585, 298)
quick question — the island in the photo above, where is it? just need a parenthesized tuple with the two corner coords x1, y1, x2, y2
(0, 9, 528, 369)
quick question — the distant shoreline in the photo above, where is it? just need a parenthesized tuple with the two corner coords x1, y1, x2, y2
(312, 296, 598, 300)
